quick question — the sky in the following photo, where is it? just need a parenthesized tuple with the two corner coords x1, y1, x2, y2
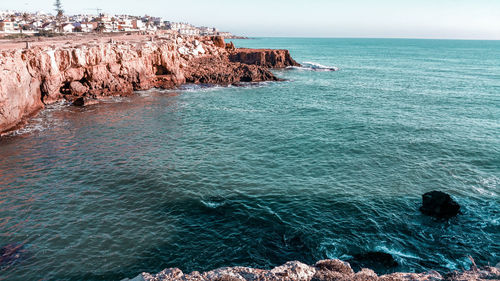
(3, 0, 500, 39)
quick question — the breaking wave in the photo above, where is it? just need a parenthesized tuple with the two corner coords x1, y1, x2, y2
(291, 62, 339, 71)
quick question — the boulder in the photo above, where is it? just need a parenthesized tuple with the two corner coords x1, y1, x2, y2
(211, 36, 226, 48)
(225, 42, 235, 51)
(420, 191, 460, 219)
(69, 81, 89, 96)
(314, 259, 354, 275)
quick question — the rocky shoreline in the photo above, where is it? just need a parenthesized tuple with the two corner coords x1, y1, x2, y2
(0, 35, 299, 135)
(123, 259, 500, 281)
(120, 193, 500, 281)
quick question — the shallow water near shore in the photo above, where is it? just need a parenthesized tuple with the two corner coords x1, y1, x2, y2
(0, 38, 499, 280)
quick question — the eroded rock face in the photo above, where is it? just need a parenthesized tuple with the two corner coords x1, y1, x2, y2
(123, 259, 500, 281)
(0, 36, 299, 135)
(229, 49, 300, 68)
(420, 191, 461, 219)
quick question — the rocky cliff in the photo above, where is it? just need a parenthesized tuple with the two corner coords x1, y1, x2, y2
(0, 36, 299, 135)
(124, 259, 500, 281)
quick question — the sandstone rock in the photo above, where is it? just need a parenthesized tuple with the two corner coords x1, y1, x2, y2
(229, 49, 300, 68)
(312, 260, 355, 281)
(124, 259, 500, 281)
(420, 191, 460, 219)
(353, 269, 379, 281)
(380, 270, 442, 281)
(211, 36, 226, 48)
(0, 50, 44, 134)
(270, 261, 317, 281)
(69, 81, 89, 96)
(226, 42, 236, 51)
(315, 260, 355, 275)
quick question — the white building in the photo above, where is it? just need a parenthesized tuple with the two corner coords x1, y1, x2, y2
(132, 19, 145, 31)
(80, 22, 94, 32)
(62, 23, 75, 33)
(179, 27, 200, 36)
(118, 19, 134, 31)
(0, 20, 16, 32)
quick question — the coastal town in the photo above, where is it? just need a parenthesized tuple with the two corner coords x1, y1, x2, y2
(0, 9, 235, 38)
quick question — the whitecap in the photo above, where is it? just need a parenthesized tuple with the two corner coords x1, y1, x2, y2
(374, 245, 420, 260)
(290, 62, 339, 72)
(201, 199, 225, 209)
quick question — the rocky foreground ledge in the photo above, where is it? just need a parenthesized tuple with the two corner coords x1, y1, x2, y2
(0, 35, 299, 135)
(123, 259, 499, 281)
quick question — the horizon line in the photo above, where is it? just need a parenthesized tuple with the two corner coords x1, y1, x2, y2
(235, 36, 500, 41)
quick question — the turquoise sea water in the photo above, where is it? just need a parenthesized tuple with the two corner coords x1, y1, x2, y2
(0, 38, 499, 280)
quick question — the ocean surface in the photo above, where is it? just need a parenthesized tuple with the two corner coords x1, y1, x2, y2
(0, 38, 499, 280)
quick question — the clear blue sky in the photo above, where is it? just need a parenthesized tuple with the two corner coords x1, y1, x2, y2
(4, 0, 500, 39)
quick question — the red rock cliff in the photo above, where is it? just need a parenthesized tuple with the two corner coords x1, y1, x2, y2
(229, 48, 300, 68)
(0, 36, 299, 135)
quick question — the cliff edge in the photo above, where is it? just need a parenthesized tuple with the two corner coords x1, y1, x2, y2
(0, 35, 299, 135)
(124, 259, 500, 281)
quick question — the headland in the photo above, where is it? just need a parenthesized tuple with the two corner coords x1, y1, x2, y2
(0, 33, 299, 135)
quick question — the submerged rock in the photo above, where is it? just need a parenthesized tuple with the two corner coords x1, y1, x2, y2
(72, 97, 99, 107)
(420, 191, 460, 219)
(348, 252, 398, 273)
(0, 243, 28, 267)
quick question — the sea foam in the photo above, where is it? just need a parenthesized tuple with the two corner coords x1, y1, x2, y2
(291, 62, 339, 71)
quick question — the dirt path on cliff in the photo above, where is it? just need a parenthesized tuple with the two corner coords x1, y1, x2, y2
(0, 32, 174, 51)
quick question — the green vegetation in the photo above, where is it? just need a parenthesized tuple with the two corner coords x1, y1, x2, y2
(54, 0, 64, 33)
(3, 34, 31, 39)
(35, 30, 65, 37)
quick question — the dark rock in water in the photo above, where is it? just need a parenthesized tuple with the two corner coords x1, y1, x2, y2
(72, 97, 85, 106)
(420, 191, 460, 219)
(72, 97, 98, 107)
(348, 251, 398, 273)
(0, 243, 27, 267)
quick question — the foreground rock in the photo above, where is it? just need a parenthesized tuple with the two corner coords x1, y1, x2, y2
(123, 259, 500, 281)
(0, 36, 299, 135)
(420, 191, 461, 219)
